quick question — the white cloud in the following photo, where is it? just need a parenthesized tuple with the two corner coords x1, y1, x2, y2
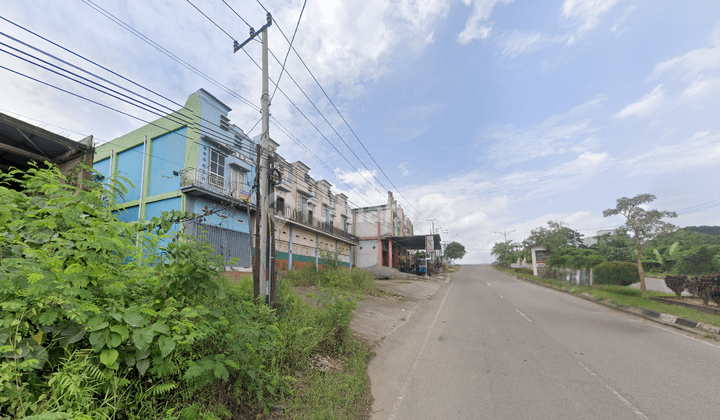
(614, 84, 666, 118)
(562, 0, 620, 44)
(479, 95, 605, 166)
(496, 30, 552, 58)
(681, 76, 720, 101)
(397, 162, 410, 176)
(621, 130, 720, 176)
(456, 0, 513, 45)
(652, 26, 720, 80)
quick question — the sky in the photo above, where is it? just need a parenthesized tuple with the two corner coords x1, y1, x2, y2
(2, 0, 719, 263)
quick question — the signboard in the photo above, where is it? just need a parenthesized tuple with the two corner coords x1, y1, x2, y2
(426, 235, 434, 253)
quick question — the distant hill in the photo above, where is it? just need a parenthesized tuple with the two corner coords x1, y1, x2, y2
(683, 226, 720, 236)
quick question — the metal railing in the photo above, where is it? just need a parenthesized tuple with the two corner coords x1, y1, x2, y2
(274, 204, 357, 242)
(180, 166, 252, 203)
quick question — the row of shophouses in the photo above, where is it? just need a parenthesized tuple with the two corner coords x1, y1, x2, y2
(92, 89, 420, 271)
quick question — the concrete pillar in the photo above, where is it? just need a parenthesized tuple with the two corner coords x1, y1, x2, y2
(389, 239, 393, 268)
(288, 225, 294, 271)
(377, 209, 382, 266)
(315, 233, 319, 271)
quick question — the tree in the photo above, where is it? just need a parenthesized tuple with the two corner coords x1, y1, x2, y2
(547, 248, 606, 270)
(522, 220, 584, 254)
(594, 228, 635, 262)
(603, 193, 677, 294)
(491, 241, 521, 268)
(445, 241, 467, 262)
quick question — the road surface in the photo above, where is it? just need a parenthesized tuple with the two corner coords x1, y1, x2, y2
(369, 265, 720, 419)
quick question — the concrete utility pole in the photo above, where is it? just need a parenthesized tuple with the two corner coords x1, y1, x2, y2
(235, 13, 273, 303)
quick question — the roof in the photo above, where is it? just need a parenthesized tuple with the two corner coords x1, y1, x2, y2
(198, 88, 231, 112)
(387, 234, 442, 251)
(0, 112, 93, 171)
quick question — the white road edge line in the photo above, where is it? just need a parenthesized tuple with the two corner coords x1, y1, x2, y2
(516, 309, 532, 322)
(579, 361, 648, 419)
(497, 292, 504, 299)
(486, 282, 491, 287)
(649, 323, 720, 349)
(388, 280, 455, 420)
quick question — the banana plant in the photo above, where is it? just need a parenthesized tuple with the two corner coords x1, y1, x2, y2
(652, 241, 681, 266)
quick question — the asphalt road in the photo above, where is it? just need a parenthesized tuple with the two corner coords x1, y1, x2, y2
(369, 265, 720, 420)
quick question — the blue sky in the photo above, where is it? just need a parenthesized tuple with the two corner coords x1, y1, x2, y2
(2, 0, 719, 263)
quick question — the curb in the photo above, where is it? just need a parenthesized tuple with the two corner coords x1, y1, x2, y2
(501, 272, 720, 338)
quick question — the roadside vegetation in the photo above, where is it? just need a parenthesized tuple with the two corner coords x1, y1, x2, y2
(494, 266, 720, 328)
(0, 165, 371, 419)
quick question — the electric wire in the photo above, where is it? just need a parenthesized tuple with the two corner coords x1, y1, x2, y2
(185, 0, 236, 42)
(254, 0, 426, 219)
(78, 0, 258, 111)
(269, 0, 306, 103)
(80, 0, 419, 221)
(2, 18, 416, 232)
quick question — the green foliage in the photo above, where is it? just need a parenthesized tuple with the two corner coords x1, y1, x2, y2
(445, 241, 466, 261)
(674, 245, 720, 275)
(547, 248, 606, 270)
(283, 266, 376, 294)
(0, 165, 288, 418)
(594, 228, 635, 262)
(513, 267, 534, 275)
(491, 241, 521, 268)
(593, 261, 640, 286)
(522, 220, 584, 254)
(319, 249, 342, 270)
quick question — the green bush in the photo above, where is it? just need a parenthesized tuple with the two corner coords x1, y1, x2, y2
(514, 267, 534, 275)
(593, 261, 639, 286)
(0, 165, 286, 418)
(674, 245, 720, 275)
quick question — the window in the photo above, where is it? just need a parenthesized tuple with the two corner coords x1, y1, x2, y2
(209, 149, 225, 188)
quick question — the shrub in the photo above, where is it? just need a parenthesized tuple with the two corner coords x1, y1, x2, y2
(686, 275, 720, 306)
(664, 274, 687, 298)
(593, 261, 639, 286)
(514, 267, 534, 275)
(675, 245, 720, 275)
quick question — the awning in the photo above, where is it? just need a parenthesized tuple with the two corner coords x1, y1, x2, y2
(387, 234, 442, 251)
(0, 112, 93, 171)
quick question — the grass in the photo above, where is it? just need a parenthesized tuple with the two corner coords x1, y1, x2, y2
(283, 266, 377, 294)
(494, 266, 720, 328)
(232, 269, 375, 419)
(273, 340, 372, 420)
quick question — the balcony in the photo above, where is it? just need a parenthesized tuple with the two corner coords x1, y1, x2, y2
(274, 204, 358, 243)
(180, 166, 252, 206)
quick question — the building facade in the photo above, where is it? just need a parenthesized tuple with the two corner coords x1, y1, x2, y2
(93, 89, 255, 268)
(270, 151, 358, 270)
(352, 191, 414, 268)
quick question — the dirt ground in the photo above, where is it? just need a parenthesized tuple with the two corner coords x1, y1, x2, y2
(293, 271, 452, 347)
(351, 273, 451, 346)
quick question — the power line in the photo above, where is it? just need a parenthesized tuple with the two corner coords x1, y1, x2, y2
(185, 0, 236, 42)
(269, 0, 306, 103)
(78, 0, 258, 111)
(254, 0, 426, 219)
(2, 15, 406, 229)
(1, 54, 403, 235)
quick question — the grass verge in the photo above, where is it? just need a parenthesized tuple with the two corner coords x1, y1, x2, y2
(494, 266, 720, 328)
(283, 266, 377, 294)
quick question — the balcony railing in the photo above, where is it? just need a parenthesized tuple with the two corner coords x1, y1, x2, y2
(274, 204, 357, 242)
(180, 166, 252, 204)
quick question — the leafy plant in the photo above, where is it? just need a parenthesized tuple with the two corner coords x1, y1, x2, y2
(663, 274, 687, 298)
(592, 261, 639, 286)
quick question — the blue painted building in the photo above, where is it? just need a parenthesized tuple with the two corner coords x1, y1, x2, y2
(94, 89, 256, 268)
